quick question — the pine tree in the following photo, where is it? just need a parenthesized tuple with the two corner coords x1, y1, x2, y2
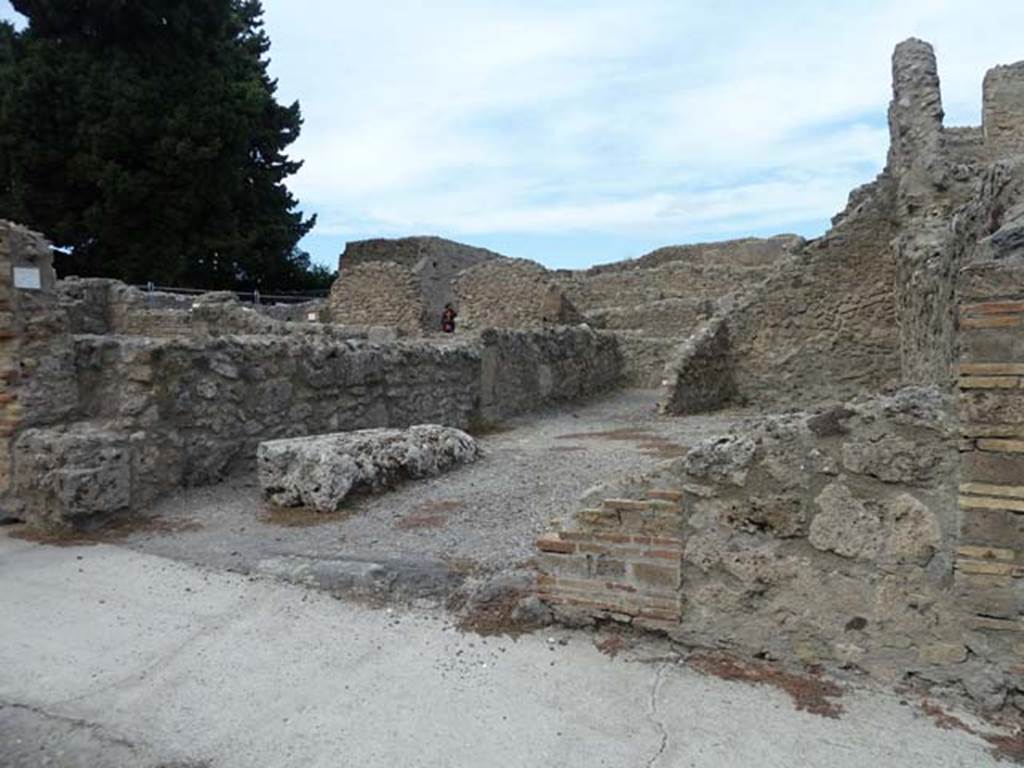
(0, 0, 321, 290)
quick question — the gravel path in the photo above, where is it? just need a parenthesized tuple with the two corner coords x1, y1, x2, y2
(123, 390, 745, 585)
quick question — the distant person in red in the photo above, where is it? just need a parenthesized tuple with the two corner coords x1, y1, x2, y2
(441, 303, 457, 333)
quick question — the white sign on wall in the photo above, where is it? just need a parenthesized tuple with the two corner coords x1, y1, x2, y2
(13, 266, 42, 290)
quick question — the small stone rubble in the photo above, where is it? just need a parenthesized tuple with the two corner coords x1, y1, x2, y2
(258, 425, 480, 512)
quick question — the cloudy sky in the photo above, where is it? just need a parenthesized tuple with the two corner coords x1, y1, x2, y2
(3, 1, 1024, 270)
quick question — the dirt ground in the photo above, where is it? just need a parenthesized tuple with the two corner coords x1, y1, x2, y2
(114, 389, 745, 600)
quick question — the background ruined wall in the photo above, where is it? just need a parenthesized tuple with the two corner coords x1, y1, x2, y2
(550, 237, 799, 384)
(660, 178, 902, 413)
(984, 63, 1024, 160)
(553, 235, 799, 317)
(328, 234, 800, 385)
(327, 261, 426, 333)
(339, 236, 502, 328)
(340, 236, 502, 271)
(663, 40, 1024, 415)
(455, 259, 583, 330)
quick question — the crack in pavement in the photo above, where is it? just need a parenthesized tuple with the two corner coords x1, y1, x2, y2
(0, 698, 140, 752)
(644, 662, 671, 768)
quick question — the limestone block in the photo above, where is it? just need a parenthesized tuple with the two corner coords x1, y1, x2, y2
(917, 643, 968, 666)
(258, 425, 480, 512)
(681, 434, 756, 487)
(723, 494, 808, 538)
(809, 482, 883, 560)
(841, 434, 941, 484)
(882, 493, 941, 565)
(13, 425, 133, 526)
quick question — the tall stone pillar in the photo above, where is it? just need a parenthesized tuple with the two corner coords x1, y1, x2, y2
(887, 38, 944, 178)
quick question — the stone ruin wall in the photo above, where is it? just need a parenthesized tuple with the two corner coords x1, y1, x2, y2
(984, 63, 1024, 160)
(661, 176, 905, 412)
(476, 327, 622, 423)
(542, 337, 1024, 714)
(955, 251, 1024, 655)
(327, 261, 426, 334)
(0, 225, 625, 529)
(341, 236, 501, 271)
(659, 319, 736, 415)
(324, 234, 799, 387)
(588, 236, 805, 274)
(546, 237, 800, 388)
(553, 237, 798, 329)
(335, 237, 502, 332)
(539, 388, 995, 699)
(552, 235, 800, 315)
(0, 221, 71, 518)
(538, 41, 1024, 713)
(663, 40, 1024, 416)
(455, 259, 582, 331)
(58, 277, 334, 339)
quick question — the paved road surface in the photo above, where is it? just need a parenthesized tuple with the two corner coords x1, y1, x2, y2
(0, 534, 1003, 768)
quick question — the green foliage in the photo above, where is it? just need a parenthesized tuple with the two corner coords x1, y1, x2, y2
(0, 0, 320, 290)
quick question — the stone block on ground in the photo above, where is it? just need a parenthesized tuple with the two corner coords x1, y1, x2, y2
(12, 424, 134, 528)
(257, 425, 480, 512)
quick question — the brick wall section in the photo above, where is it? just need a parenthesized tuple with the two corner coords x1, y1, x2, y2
(955, 261, 1024, 635)
(327, 261, 426, 333)
(536, 491, 684, 631)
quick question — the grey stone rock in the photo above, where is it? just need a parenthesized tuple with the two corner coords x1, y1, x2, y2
(747, 494, 809, 538)
(841, 434, 941, 484)
(510, 595, 554, 627)
(882, 493, 941, 565)
(682, 434, 757, 487)
(258, 425, 480, 512)
(256, 554, 464, 603)
(13, 425, 134, 526)
(809, 482, 884, 560)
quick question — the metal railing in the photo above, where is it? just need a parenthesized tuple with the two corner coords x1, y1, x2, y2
(133, 283, 329, 305)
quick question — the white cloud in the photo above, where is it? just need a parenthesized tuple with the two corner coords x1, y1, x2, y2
(5, 0, 1024, 264)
